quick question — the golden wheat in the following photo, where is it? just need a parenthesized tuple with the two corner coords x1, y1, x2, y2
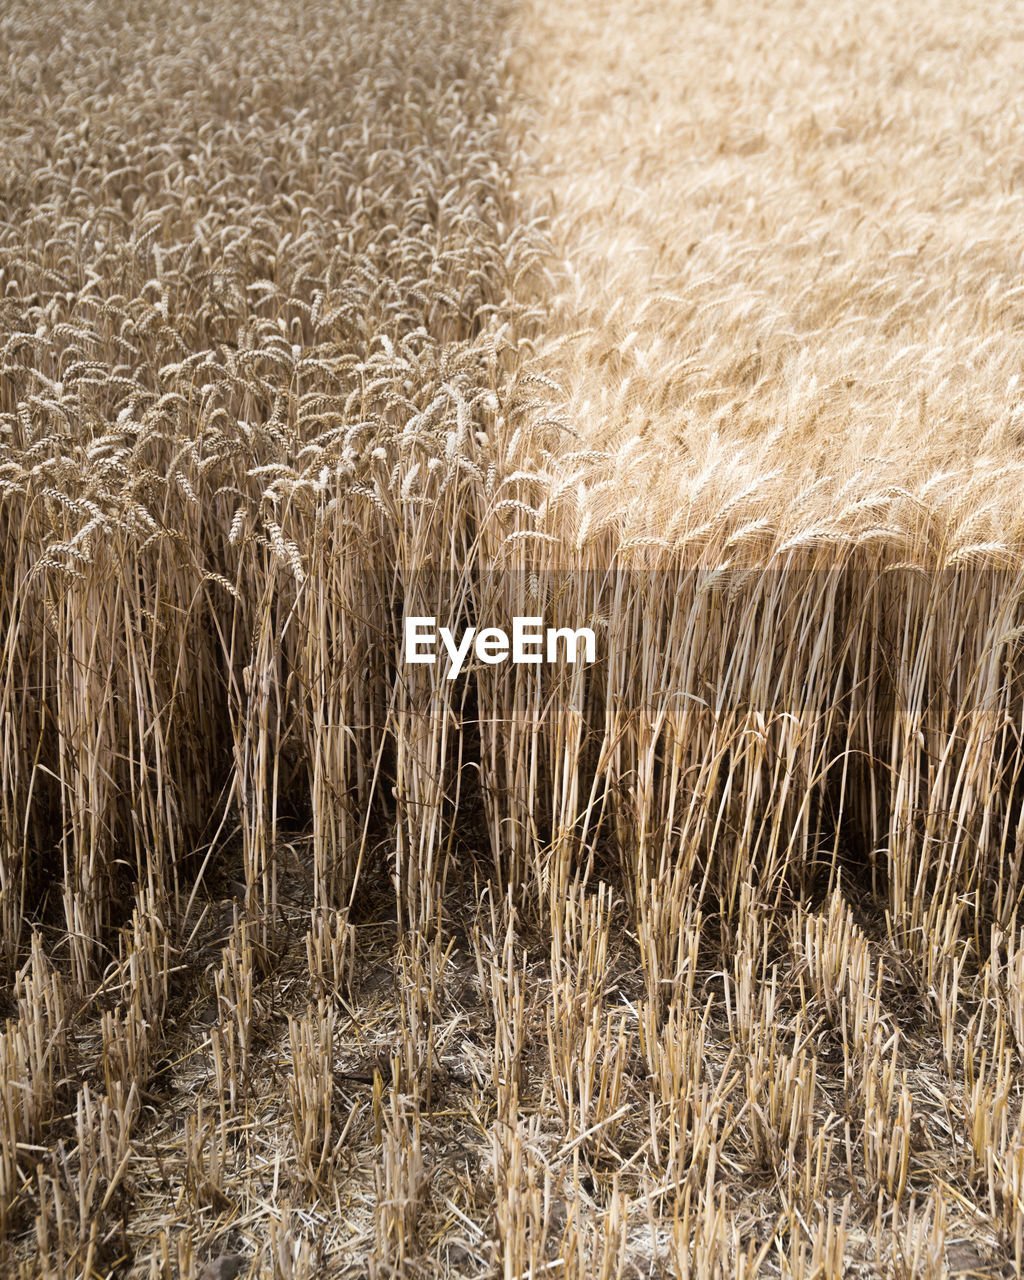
(1, 0, 1023, 1275)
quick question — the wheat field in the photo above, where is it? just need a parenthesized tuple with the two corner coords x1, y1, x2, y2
(1, 0, 1023, 1276)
